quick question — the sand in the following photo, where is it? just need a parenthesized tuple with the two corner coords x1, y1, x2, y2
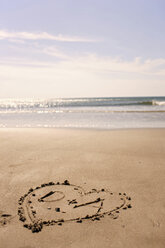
(0, 128, 165, 248)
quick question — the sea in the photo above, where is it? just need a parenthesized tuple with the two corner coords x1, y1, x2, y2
(0, 96, 165, 129)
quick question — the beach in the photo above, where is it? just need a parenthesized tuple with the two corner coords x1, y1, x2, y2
(0, 128, 165, 248)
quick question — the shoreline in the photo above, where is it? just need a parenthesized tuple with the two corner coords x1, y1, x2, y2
(0, 128, 165, 248)
(0, 126, 165, 131)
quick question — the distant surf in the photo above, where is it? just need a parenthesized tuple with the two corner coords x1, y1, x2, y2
(152, 100, 165, 106)
(0, 97, 165, 129)
(0, 97, 165, 110)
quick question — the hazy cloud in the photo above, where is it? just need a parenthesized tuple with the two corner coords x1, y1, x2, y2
(1, 55, 165, 75)
(0, 55, 165, 98)
(0, 30, 96, 43)
(42, 46, 69, 59)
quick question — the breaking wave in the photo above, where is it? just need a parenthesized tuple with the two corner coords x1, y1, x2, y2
(152, 100, 165, 106)
(0, 97, 165, 110)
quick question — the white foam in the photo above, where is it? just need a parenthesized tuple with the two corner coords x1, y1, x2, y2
(152, 100, 165, 106)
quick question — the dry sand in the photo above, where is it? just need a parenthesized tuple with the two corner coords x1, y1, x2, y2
(0, 128, 165, 248)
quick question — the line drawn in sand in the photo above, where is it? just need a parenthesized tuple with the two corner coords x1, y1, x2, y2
(18, 180, 132, 233)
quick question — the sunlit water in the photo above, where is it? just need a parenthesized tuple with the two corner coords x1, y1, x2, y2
(0, 97, 165, 129)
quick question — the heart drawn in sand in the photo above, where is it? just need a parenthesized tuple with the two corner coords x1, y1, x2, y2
(18, 180, 132, 233)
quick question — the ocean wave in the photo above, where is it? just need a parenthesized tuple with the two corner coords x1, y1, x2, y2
(0, 97, 165, 110)
(132, 100, 165, 105)
(152, 100, 165, 106)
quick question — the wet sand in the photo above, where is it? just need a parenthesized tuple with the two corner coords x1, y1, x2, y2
(0, 128, 165, 248)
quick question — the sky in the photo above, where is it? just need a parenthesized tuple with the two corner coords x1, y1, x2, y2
(0, 0, 165, 98)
